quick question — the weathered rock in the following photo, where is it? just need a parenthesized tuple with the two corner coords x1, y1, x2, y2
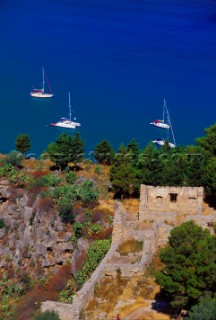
(0, 185, 77, 278)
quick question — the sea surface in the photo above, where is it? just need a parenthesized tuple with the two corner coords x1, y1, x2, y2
(0, 0, 215, 157)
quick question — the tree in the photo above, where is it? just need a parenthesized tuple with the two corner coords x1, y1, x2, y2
(196, 123, 216, 157)
(155, 221, 216, 312)
(186, 299, 216, 320)
(162, 159, 184, 186)
(70, 132, 85, 165)
(47, 133, 72, 169)
(137, 143, 163, 186)
(110, 152, 139, 198)
(47, 132, 84, 169)
(94, 139, 115, 165)
(126, 138, 140, 165)
(16, 133, 31, 154)
(184, 146, 207, 187)
(205, 157, 216, 197)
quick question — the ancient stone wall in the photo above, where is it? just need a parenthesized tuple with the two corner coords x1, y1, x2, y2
(139, 185, 204, 219)
(41, 201, 164, 319)
(41, 201, 126, 320)
(41, 187, 215, 320)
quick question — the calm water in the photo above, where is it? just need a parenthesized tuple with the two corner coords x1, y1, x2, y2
(0, 0, 215, 157)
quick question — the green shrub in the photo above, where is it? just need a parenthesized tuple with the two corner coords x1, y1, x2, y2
(59, 278, 76, 304)
(35, 174, 61, 187)
(94, 165, 101, 175)
(47, 185, 77, 205)
(73, 222, 83, 239)
(78, 180, 99, 204)
(59, 204, 74, 224)
(90, 223, 102, 234)
(65, 171, 77, 184)
(3, 151, 24, 167)
(34, 310, 60, 320)
(0, 163, 14, 177)
(0, 218, 6, 229)
(8, 171, 31, 187)
(76, 239, 111, 288)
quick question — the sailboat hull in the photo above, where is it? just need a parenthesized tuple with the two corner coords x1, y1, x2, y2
(30, 92, 53, 98)
(50, 121, 76, 129)
(153, 140, 175, 148)
(150, 122, 170, 129)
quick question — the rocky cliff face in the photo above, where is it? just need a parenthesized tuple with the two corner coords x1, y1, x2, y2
(0, 179, 74, 278)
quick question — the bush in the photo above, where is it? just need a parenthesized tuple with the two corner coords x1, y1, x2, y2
(65, 171, 77, 184)
(35, 174, 61, 187)
(59, 203, 74, 224)
(3, 151, 24, 167)
(0, 218, 6, 229)
(34, 310, 60, 320)
(77, 180, 99, 204)
(0, 163, 14, 177)
(76, 239, 111, 288)
(73, 222, 83, 239)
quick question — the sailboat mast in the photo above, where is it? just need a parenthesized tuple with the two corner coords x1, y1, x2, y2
(42, 67, 45, 93)
(167, 107, 176, 146)
(163, 98, 166, 122)
(68, 92, 72, 121)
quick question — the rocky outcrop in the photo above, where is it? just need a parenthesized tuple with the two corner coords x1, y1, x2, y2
(0, 180, 74, 276)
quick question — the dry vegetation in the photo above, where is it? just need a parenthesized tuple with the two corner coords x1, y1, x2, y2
(83, 250, 173, 320)
(117, 238, 143, 256)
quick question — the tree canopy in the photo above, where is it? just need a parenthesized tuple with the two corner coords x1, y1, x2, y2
(16, 133, 31, 154)
(109, 126, 216, 198)
(94, 139, 115, 165)
(47, 132, 84, 169)
(196, 123, 216, 157)
(155, 221, 216, 312)
(110, 145, 139, 198)
(185, 298, 216, 320)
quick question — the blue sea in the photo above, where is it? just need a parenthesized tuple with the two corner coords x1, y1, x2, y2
(0, 0, 215, 157)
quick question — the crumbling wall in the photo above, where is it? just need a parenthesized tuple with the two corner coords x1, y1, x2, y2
(41, 201, 126, 320)
(139, 185, 204, 219)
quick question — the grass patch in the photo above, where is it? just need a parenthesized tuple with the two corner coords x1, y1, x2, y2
(118, 239, 143, 256)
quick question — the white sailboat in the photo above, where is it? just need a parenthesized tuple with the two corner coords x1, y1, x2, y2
(50, 92, 81, 129)
(150, 99, 170, 129)
(152, 99, 176, 148)
(152, 138, 176, 148)
(30, 67, 54, 98)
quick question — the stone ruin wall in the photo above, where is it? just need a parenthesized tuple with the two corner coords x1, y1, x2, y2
(41, 201, 164, 319)
(42, 185, 215, 320)
(41, 202, 126, 320)
(139, 185, 204, 219)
